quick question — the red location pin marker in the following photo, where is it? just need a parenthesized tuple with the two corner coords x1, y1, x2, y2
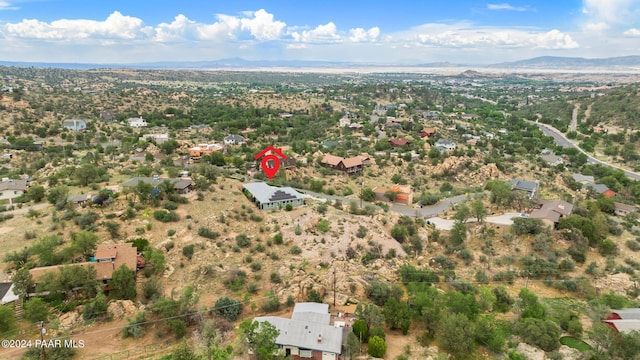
(261, 154, 281, 179)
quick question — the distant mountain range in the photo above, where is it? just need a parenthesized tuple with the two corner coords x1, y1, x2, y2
(1, 56, 640, 70)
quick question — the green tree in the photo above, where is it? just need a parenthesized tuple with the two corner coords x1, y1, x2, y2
(516, 318, 561, 352)
(360, 187, 376, 202)
(170, 341, 200, 360)
(449, 221, 467, 247)
(438, 312, 477, 359)
(493, 286, 514, 313)
(352, 319, 369, 343)
(485, 180, 512, 208)
(306, 289, 323, 303)
(0, 305, 15, 335)
(345, 332, 361, 359)
(24, 297, 49, 323)
(108, 264, 137, 300)
(383, 297, 411, 334)
(11, 268, 33, 300)
(74, 163, 99, 186)
(47, 185, 69, 210)
(28, 185, 46, 202)
(519, 288, 546, 319)
(355, 303, 385, 332)
(453, 203, 470, 222)
(212, 296, 243, 322)
(367, 335, 387, 358)
(240, 320, 280, 360)
(71, 230, 98, 256)
(470, 199, 487, 222)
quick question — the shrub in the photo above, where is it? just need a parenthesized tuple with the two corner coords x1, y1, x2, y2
(163, 201, 178, 210)
(211, 297, 243, 321)
(261, 292, 280, 312)
(122, 311, 146, 339)
(198, 227, 220, 240)
(236, 234, 251, 247)
(167, 229, 176, 237)
(182, 244, 195, 260)
(317, 219, 330, 233)
(368, 336, 387, 358)
(290, 245, 302, 254)
(153, 210, 179, 222)
(273, 232, 284, 245)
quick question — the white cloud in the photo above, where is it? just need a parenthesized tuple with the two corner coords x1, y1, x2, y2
(291, 22, 342, 43)
(4, 11, 148, 40)
(487, 3, 533, 11)
(194, 14, 241, 41)
(413, 24, 577, 49)
(584, 22, 610, 32)
(582, 0, 640, 26)
(0, 1, 18, 10)
(623, 28, 640, 36)
(349, 27, 380, 42)
(239, 9, 286, 41)
(154, 14, 198, 42)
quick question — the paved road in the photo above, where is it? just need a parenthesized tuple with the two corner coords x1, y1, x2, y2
(299, 188, 474, 220)
(529, 120, 640, 181)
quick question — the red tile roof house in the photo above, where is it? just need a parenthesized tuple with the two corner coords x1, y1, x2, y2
(419, 127, 437, 138)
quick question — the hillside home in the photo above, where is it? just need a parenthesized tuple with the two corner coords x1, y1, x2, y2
(121, 176, 193, 195)
(419, 128, 437, 138)
(338, 117, 351, 127)
(188, 144, 224, 159)
(29, 243, 139, 285)
(541, 153, 564, 167)
(0, 178, 27, 205)
(320, 154, 369, 175)
(583, 183, 616, 197)
(572, 173, 595, 184)
(127, 117, 148, 127)
(434, 140, 456, 152)
(511, 179, 538, 200)
(141, 133, 170, 145)
(223, 134, 246, 145)
(530, 199, 573, 227)
(614, 202, 637, 217)
(0, 283, 18, 305)
(62, 119, 87, 131)
(389, 138, 409, 147)
(253, 303, 342, 360)
(242, 182, 306, 210)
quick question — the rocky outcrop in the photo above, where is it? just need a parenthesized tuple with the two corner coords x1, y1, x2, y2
(107, 300, 138, 320)
(516, 342, 547, 360)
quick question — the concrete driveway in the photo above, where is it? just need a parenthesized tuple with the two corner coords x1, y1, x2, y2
(427, 212, 521, 230)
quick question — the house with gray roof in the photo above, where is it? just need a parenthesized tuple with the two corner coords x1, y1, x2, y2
(511, 179, 538, 199)
(0, 282, 18, 305)
(253, 302, 342, 360)
(242, 182, 306, 210)
(541, 153, 564, 167)
(0, 178, 27, 205)
(530, 199, 573, 227)
(62, 119, 87, 131)
(223, 134, 246, 145)
(572, 173, 595, 184)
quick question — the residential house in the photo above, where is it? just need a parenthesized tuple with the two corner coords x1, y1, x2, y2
(223, 134, 246, 145)
(603, 309, 640, 333)
(188, 143, 224, 159)
(29, 242, 139, 286)
(0, 282, 18, 305)
(282, 158, 297, 169)
(348, 123, 363, 131)
(338, 117, 351, 127)
(253, 302, 342, 360)
(67, 194, 91, 207)
(121, 176, 194, 195)
(242, 182, 306, 210)
(614, 202, 637, 217)
(320, 154, 368, 175)
(511, 179, 538, 200)
(141, 133, 170, 145)
(62, 119, 87, 131)
(572, 173, 595, 184)
(584, 183, 616, 197)
(530, 199, 573, 227)
(434, 140, 456, 152)
(541, 154, 564, 167)
(99, 111, 115, 121)
(127, 117, 148, 128)
(0, 178, 27, 205)
(461, 113, 479, 120)
(419, 128, 437, 138)
(373, 185, 413, 205)
(389, 138, 409, 147)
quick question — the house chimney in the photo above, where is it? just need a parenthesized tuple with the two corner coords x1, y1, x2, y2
(317, 334, 322, 343)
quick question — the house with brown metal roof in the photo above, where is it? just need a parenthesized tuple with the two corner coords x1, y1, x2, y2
(28, 243, 139, 285)
(320, 154, 368, 175)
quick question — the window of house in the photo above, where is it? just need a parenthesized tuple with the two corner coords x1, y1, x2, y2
(299, 349, 312, 358)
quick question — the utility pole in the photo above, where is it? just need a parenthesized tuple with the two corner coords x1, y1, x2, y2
(332, 268, 336, 307)
(38, 321, 46, 360)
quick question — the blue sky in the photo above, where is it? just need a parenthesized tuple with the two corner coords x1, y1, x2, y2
(0, 0, 638, 64)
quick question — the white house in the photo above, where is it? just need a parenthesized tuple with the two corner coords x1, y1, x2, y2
(127, 117, 148, 128)
(434, 139, 456, 152)
(223, 134, 246, 145)
(0, 283, 18, 304)
(62, 119, 87, 131)
(0, 178, 27, 205)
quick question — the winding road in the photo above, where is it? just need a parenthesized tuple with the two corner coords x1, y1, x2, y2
(529, 120, 640, 181)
